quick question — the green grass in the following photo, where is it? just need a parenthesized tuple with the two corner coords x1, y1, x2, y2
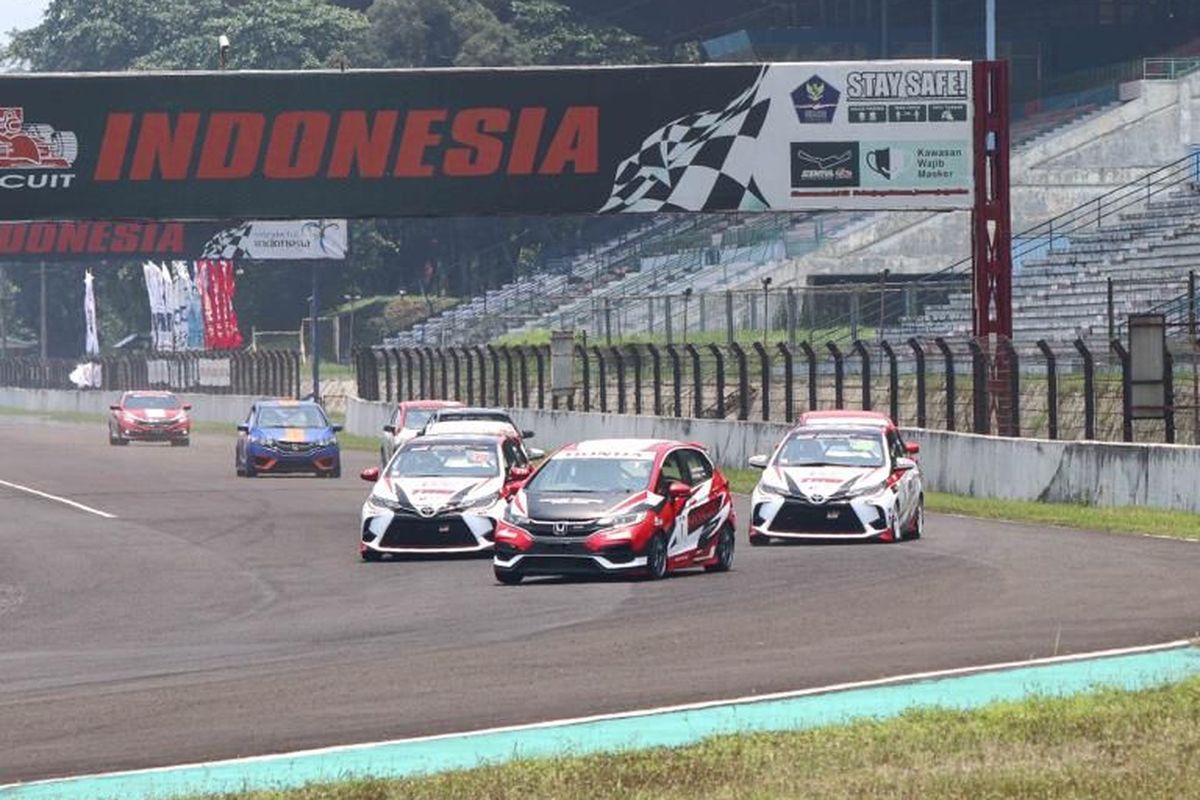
(188, 675, 1200, 800)
(723, 468, 1200, 541)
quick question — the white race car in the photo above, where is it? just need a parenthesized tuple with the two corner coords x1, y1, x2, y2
(748, 412, 923, 544)
(358, 433, 531, 559)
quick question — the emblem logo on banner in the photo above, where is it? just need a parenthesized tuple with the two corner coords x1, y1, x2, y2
(791, 76, 840, 124)
(0, 107, 78, 190)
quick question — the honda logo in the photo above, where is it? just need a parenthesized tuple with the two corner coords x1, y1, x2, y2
(553, 521, 567, 536)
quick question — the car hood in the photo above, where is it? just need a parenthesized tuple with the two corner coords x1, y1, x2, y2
(253, 426, 333, 443)
(518, 489, 653, 521)
(770, 464, 889, 500)
(376, 474, 502, 513)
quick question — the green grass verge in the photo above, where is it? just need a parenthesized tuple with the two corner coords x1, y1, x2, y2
(189, 675, 1200, 800)
(722, 467, 1200, 541)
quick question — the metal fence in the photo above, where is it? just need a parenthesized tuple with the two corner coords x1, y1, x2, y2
(0, 351, 302, 397)
(357, 336, 1200, 445)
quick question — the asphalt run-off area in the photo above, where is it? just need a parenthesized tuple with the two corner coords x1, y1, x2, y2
(2, 415, 1199, 790)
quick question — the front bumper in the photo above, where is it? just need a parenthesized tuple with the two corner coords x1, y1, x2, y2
(492, 532, 647, 576)
(116, 421, 190, 440)
(361, 507, 495, 554)
(752, 493, 892, 540)
(248, 442, 340, 473)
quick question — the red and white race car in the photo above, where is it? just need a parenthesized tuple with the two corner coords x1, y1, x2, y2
(492, 438, 736, 584)
(748, 411, 923, 544)
(108, 391, 192, 446)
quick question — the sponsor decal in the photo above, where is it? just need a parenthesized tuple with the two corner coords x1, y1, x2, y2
(0, 106, 78, 190)
(0, 221, 185, 256)
(791, 75, 840, 124)
(790, 142, 860, 189)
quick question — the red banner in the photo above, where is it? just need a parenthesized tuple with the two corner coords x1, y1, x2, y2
(196, 260, 243, 350)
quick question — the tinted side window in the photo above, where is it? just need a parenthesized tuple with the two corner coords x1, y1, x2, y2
(503, 440, 527, 469)
(657, 453, 686, 492)
(680, 449, 713, 485)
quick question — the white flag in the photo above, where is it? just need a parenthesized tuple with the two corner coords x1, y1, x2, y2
(83, 269, 99, 357)
(171, 261, 191, 351)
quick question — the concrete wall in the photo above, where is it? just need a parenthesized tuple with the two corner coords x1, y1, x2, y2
(346, 398, 1200, 513)
(0, 388, 258, 425)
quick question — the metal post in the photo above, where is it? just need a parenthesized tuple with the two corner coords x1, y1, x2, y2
(39, 261, 47, 360)
(931, 0, 940, 57)
(1107, 277, 1115, 343)
(664, 295, 673, 345)
(985, 0, 996, 59)
(1190, 270, 1198, 444)
(310, 263, 320, 402)
(1037, 340, 1058, 440)
(604, 298, 612, 346)
(786, 287, 798, 346)
(878, 269, 889, 341)
(849, 292, 860, 341)
(1074, 338, 1095, 440)
(724, 290, 734, 345)
(0, 265, 7, 358)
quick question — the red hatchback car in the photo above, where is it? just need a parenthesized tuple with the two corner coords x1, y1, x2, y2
(493, 438, 736, 584)
(108, 391, 192, 446)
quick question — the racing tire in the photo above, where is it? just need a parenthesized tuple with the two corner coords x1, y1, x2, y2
(110, 431, 128, 446)
(243, 462, 257, 478)
(644, 533, 668, 580)
(906, 498, 924, 540)
(361, 548, 382, 562)
(494, 566, 524, 585)
(704, 525, 735, 573)
(748, 532, 770, 547)
(330, 465, 341, 479)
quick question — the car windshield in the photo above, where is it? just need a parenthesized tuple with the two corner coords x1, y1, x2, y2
(776, 430, 885, 468)
(527, 456, 653, 494)
(439, 411, 510, 424)
(390, 442, 499, 478)
(124, 395, 180, 410)
(256, 405, 327, 428)
(402, 408, 436, 430)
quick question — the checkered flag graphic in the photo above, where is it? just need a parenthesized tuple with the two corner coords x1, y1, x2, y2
(200, 223, 254, 260)
(600, 67, 772, 213)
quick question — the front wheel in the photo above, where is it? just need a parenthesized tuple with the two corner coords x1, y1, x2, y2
(361, 548, 382, 562)
(749, 533, 770, 547)
(494, 566, 523, 585)
(644, 533, 668, 580)
(704, 525, 735, 573)
(906, 499, 924, 540)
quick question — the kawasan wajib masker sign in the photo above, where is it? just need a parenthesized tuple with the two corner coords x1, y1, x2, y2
(0, 61, 975, 221)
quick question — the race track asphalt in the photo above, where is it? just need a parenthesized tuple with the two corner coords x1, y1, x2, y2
(1, 414, 1199, 783)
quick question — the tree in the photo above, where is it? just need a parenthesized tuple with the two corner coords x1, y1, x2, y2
(511, 0, 654, 65)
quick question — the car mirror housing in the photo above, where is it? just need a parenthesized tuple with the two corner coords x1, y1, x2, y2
(383, 424, 396, 434)
(526, 447, 546, 461)
(109, 404, 121, 411)
(894, 457, 917, 471)
(237, 423, 250, 432)
(667, 480, 691, 500)
(360, 467, 380, 482)
(521, 429, 535, 439)
(331, 424, 344, 433)
(182, 404, 193, 411)
(748, 454, 769, 469)
(905, 441, 920, 455)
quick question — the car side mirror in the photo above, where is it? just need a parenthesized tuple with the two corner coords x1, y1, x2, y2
(331, 424, 343, 433)
(237, 423, 249, 432)
(905, 441, 920, 455)
(509, 465, 532, 481)
(109, 404, 121, 411)
(383, 424, 396, 434)
(521, 430, 535, 439)
(182, 404, 193, 411)
(894, 457, 917, 472)
(360, 467, 380, 482)
(748, 454, 769, 469)
(526, 447, 546, 461)
(667, 480, 691, 500)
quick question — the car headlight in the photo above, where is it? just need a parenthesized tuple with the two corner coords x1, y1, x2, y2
(755, 478, 788, 497)
(846, 480, 887, 498)
(256, 437, 275, 448)
(596, 511, 642, 528)
(504, 505, 530, 525)
(461, 492, 500, 511)
(316, 437, 337, 447)
(367, 492, 404, 511)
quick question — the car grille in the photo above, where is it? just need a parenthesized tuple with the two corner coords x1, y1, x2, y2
(519, 555, 610, 575)
(378, 514, 483, 549)
(274, 441, 318, 453)
(771, 501, 864, 534)
(526, 520, 603, 537)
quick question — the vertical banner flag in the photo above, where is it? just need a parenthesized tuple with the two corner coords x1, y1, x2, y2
(83, 269, 99, 357)
(186, 263, 205, 350)
(142, 262, 166, 351)
(170, 261, 190, 351)
(195, 260, 244, 350)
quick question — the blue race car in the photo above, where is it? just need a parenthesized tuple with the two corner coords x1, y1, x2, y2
(235, 399, 342, 478)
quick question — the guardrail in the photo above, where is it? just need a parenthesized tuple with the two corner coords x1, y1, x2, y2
(0, 351, 302, 397)
(1143, 57, 1200, 80)
(357, 337, 1196, 446)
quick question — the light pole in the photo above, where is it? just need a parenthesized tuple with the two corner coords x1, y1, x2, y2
(682, 288, 693, 344)
(343, 293, 361, 363)
(761, 276, 772, 343)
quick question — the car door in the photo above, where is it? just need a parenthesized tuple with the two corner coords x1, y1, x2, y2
(678, 449, 722, 553)
(656, 452, 692, 557)
(887, 430, 916, 525)
(237, 405, 255, 466)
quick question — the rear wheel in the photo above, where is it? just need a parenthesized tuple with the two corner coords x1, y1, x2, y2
(644, 533, 668, 580)
(494, 566, 523, 585)
(704, 525, 735, 573)
(361, 548, 382, 562)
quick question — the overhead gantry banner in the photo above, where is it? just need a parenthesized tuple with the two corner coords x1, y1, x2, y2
(0, 61, 974, 221)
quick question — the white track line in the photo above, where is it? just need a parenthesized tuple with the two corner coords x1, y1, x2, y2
(0, 478, 116, 519)
(2, 638, 1191, 790)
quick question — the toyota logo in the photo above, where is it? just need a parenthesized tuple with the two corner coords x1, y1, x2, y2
(418, 506, 436, 518)
(808, 493, 826, 505)
(553, 521, 567, 536)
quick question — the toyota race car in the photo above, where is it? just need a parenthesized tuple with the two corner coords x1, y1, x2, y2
(108, 391, 192, 446)
(379, 400, 463, 464)
(358, 434, 532, 559)
(748, 413, 923, 544)
(235, 399, 342, 478)
(492, 439, 736, 584)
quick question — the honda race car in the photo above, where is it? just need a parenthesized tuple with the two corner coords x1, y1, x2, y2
(108, 391, 192, 446)
(748, 415, 923, 544)
(379, 400, 463, 464)
(492, 439, 736, 584)
(358, 434, 532, 559)
(235, 400, 342, 478)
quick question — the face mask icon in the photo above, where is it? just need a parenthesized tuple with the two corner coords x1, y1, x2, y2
(866, 148, 904, 180)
